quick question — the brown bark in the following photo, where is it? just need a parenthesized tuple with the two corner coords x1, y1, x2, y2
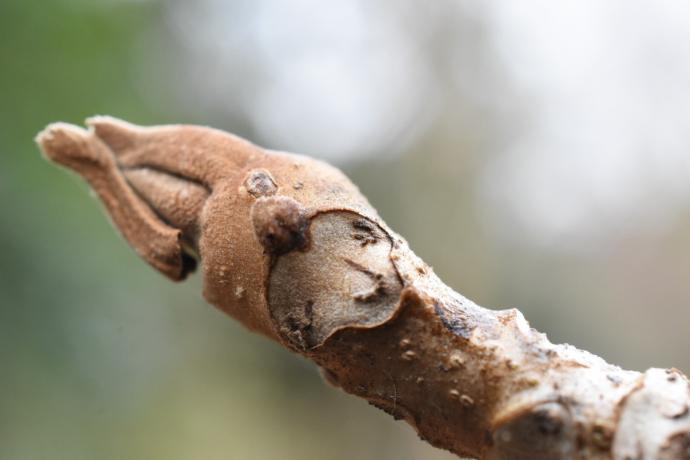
(37, 117, 690, 459)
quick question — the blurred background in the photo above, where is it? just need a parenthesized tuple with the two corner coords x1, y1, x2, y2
(2, 1, 690, 459)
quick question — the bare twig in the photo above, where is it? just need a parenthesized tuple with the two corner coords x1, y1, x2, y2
(37, 117, 690, 459)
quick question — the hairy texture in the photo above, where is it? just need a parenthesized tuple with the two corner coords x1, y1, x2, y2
(37, 117, 690, 459)
(251, 195, 310, 257)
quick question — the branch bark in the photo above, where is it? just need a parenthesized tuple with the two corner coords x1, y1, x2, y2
(36, 117, 690, 459)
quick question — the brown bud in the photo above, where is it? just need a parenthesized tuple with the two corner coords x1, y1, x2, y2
(251, 195, 310, 256)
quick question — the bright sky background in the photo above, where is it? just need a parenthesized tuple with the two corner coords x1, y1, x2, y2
(481, 1, 690, 244)
(164, 0, 690, 245)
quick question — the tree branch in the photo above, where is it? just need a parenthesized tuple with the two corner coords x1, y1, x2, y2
(36, 117, 690, 459)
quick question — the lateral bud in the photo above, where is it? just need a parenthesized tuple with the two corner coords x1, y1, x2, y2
(251, 195, 310, 256)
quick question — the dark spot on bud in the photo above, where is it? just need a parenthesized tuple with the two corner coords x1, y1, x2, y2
(251, 196, 309, 256)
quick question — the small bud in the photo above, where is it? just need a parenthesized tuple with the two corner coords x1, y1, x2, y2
(244, 169, 277, 198)
(251, 196, 309, 256)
